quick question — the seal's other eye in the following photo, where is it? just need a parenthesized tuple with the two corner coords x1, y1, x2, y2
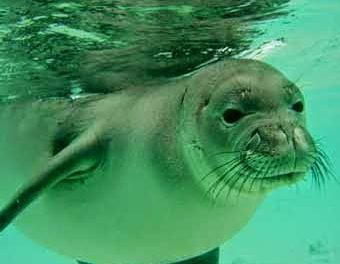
(292, 101, 304, 113)
(223, 108, 245, 124)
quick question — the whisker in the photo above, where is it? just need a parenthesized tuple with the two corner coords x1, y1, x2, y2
(212, 159, 244, 200)
(307, 145, 335, 189)
(315, 157, 327, 185)
(201, 156, 240, 183)
(206, 157, 241, 198)
(255, 158, 274, 193)
(315, 148, 338, 183)
(311, 164, 321, 189)
(225, 154, 265, 199)
(236, 164, 255, 199)
(223, 163, 247, 201)
(234, 154, 265, 198)
(213, 156, 249, 201)
(222, 171, 243, 201)
(207, 150, 242, 158)
(245, 156, 272, 194)
(310, 156, 324, 190)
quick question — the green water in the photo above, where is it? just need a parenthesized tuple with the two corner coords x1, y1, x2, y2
(0, 0, 339, 263)
(222, 1, 340, 263)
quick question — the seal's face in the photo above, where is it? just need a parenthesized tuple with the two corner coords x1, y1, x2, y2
(183, 60, 328, 200)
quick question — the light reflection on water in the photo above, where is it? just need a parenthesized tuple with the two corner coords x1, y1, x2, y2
(0, 0, 289, 98)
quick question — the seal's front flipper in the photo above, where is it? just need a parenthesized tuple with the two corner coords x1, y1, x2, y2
(0, 128, 104, 232)
(175, 248, 220, 264)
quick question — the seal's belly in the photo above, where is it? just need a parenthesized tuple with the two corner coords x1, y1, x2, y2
(0, 102, 262, 264)
(13, 150, 262, 264)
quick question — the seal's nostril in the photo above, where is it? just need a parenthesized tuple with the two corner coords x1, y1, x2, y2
(250, 128, 259, 139)
(246, 129, 261, 151)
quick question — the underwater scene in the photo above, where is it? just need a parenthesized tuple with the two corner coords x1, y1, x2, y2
(0, 0, 339, 264)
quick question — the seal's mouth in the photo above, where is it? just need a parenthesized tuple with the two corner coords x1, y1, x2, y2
(200, 145, 333, 201)
(249, 171, 305, 181)
(231, 158, 309, 194)
(235, 144, 310, 189)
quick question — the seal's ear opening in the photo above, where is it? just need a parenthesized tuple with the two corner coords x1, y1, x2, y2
(0, 129, 103, 233)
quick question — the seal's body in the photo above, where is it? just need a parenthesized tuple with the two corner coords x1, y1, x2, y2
(0, 60, 319, 264)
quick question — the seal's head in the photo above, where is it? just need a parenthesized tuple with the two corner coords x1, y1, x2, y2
(181, 59, 324, 201)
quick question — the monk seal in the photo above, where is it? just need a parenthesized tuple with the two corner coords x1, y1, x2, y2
(0, 59, 329, 264)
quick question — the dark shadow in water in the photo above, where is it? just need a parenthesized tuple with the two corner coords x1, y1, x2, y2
(0, 0, 290, 98)
(77, 248, 219, 264)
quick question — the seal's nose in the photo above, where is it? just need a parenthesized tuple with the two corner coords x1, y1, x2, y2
(247, 124, 293, 156)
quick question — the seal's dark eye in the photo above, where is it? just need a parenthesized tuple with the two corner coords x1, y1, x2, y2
(223, 109, 245, 124)
(292, 101, 304, 113)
